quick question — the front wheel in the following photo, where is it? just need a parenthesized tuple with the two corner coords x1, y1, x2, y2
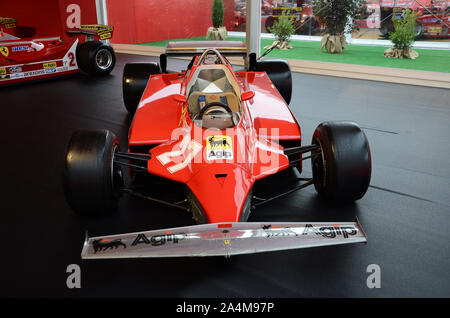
(63, 129, 123, 215)
(312, 121, 371, 202)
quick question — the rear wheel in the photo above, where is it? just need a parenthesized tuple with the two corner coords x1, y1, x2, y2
(253, 59, 292, 105)
(63, 130, 123, 215)
(76, 41, 116, 75)
(123, 62, 161, 114)
(379, 19, 393, 39)
(296, 17, 320, 35)
(312, 121, 371, 202)
(415, 21, 424, 39)
(265, 16, 275, 32)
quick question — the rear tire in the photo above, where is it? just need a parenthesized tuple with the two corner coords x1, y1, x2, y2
(254, 59, 292, 105)
(415, 21, 424, 39)
(296, 17, 320, 35)
(265, 16, 275, 32)
(123, 62, 161, 114)
(63, 130, 123, 215)
(76, 41, 116, 76)
(379, 19, 393, 39)
(312, 121, 371, 202)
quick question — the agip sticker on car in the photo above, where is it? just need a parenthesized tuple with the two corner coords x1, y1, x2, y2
(43, 62, 57, 69)
(206, 135, 233, 161)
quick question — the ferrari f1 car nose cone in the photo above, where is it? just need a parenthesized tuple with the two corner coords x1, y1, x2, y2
(186, 164, 254, 223)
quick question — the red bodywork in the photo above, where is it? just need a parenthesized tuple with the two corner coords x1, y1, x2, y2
(416, 10, 450, 38)
(0, 20, 113, 85)
(128, 55, 301, 224)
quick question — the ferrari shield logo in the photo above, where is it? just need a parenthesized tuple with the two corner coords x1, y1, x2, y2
(206, 135, 233, 160)
(0, 47, 9, 57)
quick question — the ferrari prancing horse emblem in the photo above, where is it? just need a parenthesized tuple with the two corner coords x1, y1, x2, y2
(0, 47, 9, 57)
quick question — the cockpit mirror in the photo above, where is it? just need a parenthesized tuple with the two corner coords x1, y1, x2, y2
(173, 94, 187, 103)
(241, 90, 255, 102)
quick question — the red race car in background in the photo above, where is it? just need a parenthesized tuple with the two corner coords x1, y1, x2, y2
(234, 0, 321, 35)
(380, 0, 449, 38)
(0, 17, 115, 85)
(63, 42, 371, 259)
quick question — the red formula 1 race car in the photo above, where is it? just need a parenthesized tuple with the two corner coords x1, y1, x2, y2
(63, 42, 371, 259)
(380, 0, 449, 39)
(0, 18, 115, 85)
(415, 4, 450, 38)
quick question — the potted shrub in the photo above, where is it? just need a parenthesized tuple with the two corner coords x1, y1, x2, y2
(384, 9, 419, 59)
(207, 0, 227, 40)
(313, 0, 364, 53)
(265, 9, 295, 50)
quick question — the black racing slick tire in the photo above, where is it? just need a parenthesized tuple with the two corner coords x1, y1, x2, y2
(254, 59, 292, 105)
(415, 21, 424, 39)
(312, 121, 371, 202)
(265, 16, 275, 32)
(76, 41, 116, 76)
(123, 62, 161, 114)
(63, 130, 123, 215)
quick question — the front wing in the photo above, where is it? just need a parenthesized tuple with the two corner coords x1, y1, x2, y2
(81, 220, 367, 259)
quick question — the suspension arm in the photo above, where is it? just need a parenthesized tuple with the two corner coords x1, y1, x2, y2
(114, 152, 151, 170)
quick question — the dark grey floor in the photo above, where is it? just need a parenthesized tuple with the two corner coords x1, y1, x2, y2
(1, 53, 449, 297)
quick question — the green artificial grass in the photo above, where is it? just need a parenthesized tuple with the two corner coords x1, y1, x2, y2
(139, 36, 450, 73)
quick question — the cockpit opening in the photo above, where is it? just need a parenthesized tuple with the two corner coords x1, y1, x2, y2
(186, 50, 242, 129)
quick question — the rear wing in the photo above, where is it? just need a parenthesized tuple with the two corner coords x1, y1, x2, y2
(165, 40, 247, 57)
(66, 24, 114, 41)
(0, 17, 17, 29)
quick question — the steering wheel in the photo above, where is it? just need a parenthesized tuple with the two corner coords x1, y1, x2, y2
(198, 102, 232, 119)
